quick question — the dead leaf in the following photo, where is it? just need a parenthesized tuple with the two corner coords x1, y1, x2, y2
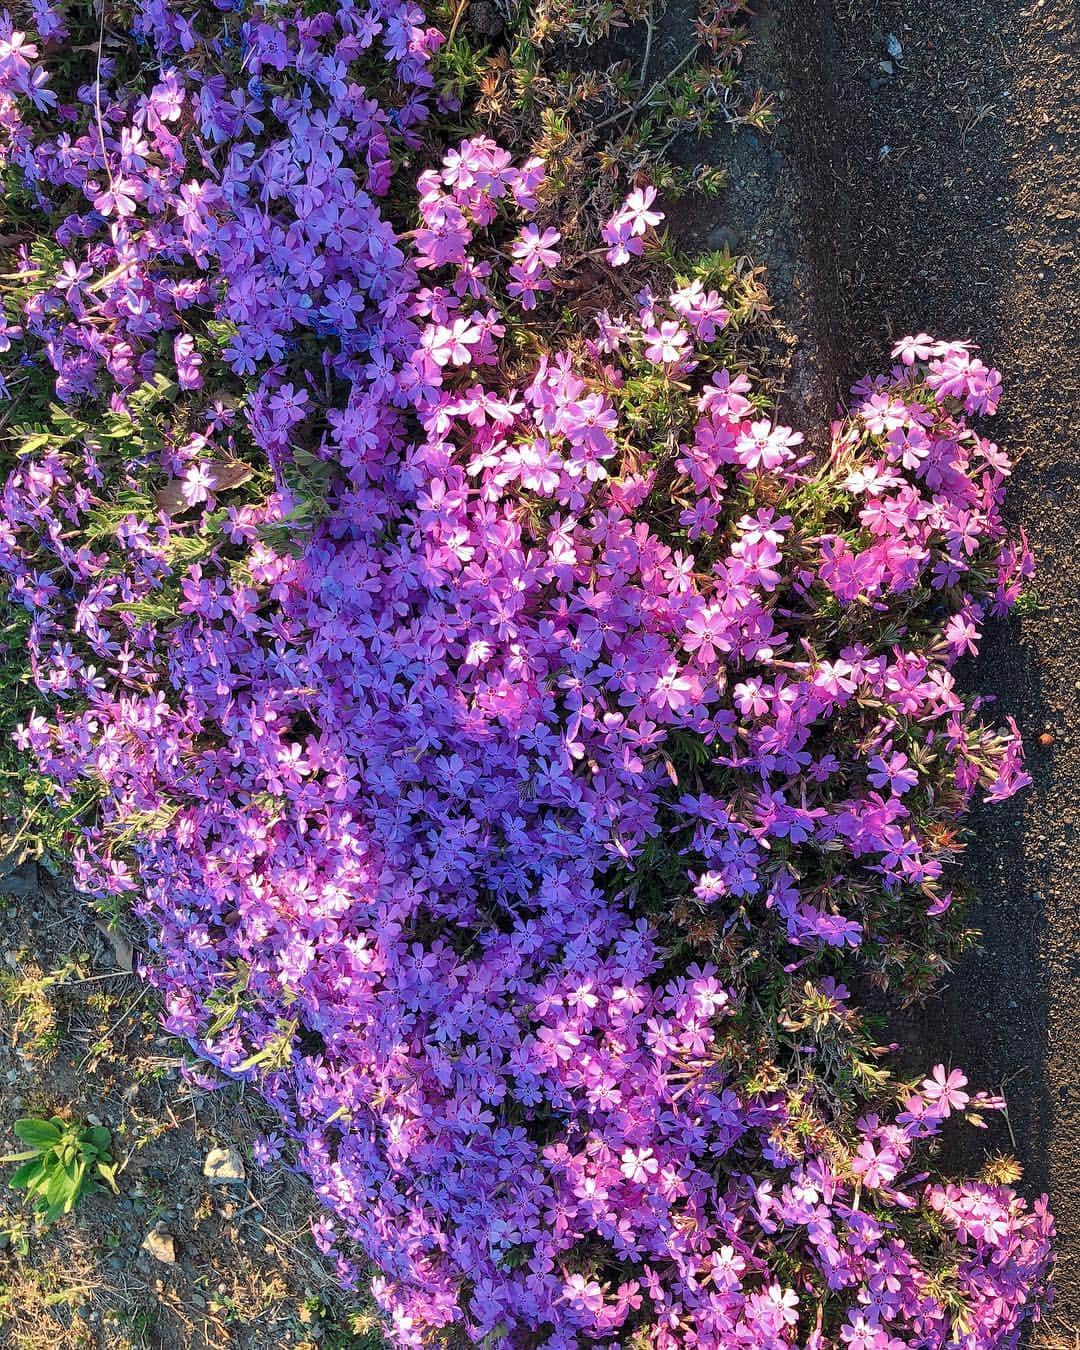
(156, 459, 252, 515)
(155, 479, 190, 516)
(206, 458, 253, 492)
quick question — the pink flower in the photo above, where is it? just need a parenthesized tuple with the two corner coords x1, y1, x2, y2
(891, 332, 940, 366)
(173, 333, 204, 391)
(620, 185, 663, 236)
(642, 321, 689, 365)
(620, 1147, 659, 1184)
(737, 420, 803, 471)
(511, 224, 561, 268)
(921, 1065, 970, 1114)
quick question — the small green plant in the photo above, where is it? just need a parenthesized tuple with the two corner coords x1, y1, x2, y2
(3, 1116, 119, 1223)
(0, 1213, 31, 1256)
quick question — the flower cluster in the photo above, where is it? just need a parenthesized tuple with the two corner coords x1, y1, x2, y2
(0, 1, 1052, 1347)
(602, 185, 664, 266)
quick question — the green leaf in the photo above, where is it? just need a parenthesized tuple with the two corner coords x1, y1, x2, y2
(8, 1160, 42, 1190)
(16, 432, 54, 455)
(96, 1161, 120, 1195)
(43, 1162, 70, 1208)
(85, 1126, 111, 1154)
(62, 1161, 85, 1212)
(0, 1149, 39, 1163)
(13, 1118, 62, 1149)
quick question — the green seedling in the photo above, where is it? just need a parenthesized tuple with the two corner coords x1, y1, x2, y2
(3, 1116, 120, 1223)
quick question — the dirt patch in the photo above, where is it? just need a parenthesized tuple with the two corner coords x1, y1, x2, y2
(0, 863, 375, 1349)
(661, 0, 842, 439)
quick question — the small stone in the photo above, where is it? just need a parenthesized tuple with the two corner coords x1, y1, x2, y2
(141, 1227, 176, 1264)
(878, 60, 894, 75)
(707, 224, 739, 253)
(93, 918, 134, 972)
(203, 1145, 246, 1185)
(0, 862, 39, 898)
(885, 33, 903, 60)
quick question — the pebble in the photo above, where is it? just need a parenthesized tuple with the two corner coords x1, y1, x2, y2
(708, 224, 740, 253)
(141, 1227, 177, 1264)
(885, 33, 903, 60)
(0, 863, 39, 898)
(203, 1145, 246, 1185)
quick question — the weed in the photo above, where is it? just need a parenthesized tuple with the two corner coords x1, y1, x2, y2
(3, 1116, 119, 1224)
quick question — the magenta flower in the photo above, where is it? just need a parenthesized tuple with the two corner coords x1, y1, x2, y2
(642, 320, 689, 365)
(921, 1065, 971, 1114)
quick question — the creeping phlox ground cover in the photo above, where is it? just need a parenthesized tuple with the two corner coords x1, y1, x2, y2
(0, 0, 1054, 1346)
